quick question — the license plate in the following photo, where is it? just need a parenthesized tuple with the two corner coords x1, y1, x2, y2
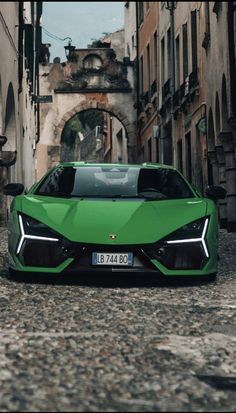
(92, 252, 133, 266)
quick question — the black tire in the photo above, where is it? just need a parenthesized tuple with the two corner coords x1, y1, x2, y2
(8, 268, 31, 282)
(205, 273, 217, 283)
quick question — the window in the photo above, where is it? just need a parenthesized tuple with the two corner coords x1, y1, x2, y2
(205, 2, 210, 34)
(140, 56, 144, 95)
(137, 2, 144, 26)
(83, 55, 103, 69)
(177, 140, 183, 173)
(202, 2, 211, 50)
(154, 31, 158, 80)
(156, 135, 160, 163)
(191, 10, 198, 71)
(182, 23, 189, 80)
(141, 146, 145, 163)
(163, 126, 173, 165)
(213, 2, 222, 19)
(148, 138, 152, 162)
(185, 132, 192, 182)
(167, 28, 171, 79)
(175, 35, 180, 88)
(147, 44, 151, 91)
(161, 37, 165, 85)
(132, 35, 135, 49)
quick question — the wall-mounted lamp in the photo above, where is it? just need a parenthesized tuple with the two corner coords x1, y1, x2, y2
(64, 39, 76, 61)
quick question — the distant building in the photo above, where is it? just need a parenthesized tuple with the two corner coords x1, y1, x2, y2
(124, 2, 137, 63)
(132, 1, 236, 231)
(38, 28, 135, 176)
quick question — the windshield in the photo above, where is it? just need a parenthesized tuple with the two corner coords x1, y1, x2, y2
(35, 166, 195, 200)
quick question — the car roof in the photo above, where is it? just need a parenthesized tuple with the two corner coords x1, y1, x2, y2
(57, 162, 177, 170)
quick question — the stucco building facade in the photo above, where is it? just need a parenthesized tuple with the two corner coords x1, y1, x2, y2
(133, 1, 236, 231)
(204, 1, 236, 231)
(0, 2, 42, 222)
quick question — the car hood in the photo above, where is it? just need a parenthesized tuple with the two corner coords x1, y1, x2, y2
(20, 195, 208, 244)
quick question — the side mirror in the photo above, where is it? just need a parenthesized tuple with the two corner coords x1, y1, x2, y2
(205, 185, 227, 200)
(3, 183, 25, 196)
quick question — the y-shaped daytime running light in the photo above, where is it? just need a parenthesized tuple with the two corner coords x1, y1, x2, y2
(166, 218, 209, 258)
(17, 215, 59, 255)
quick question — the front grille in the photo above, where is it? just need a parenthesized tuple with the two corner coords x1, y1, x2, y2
(66, 246, 157, 272)
(18, 237, 158, 272)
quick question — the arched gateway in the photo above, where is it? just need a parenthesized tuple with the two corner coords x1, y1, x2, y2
(37, 46, 137, 180)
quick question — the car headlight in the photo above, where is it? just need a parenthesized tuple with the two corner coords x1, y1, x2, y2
(166, 217, 209, 258)
(152, 217, 210, 270)
(17, 214, 60, 255)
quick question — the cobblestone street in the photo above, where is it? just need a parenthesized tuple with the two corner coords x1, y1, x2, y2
(0, 227, 236, 412)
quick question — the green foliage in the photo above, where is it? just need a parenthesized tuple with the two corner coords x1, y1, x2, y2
(87, 32, 111, 49)
(61, 110, 104, 146)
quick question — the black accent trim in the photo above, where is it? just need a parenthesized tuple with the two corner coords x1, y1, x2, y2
(62, 266, 160, 275)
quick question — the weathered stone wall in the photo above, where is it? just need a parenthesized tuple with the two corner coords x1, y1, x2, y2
(37, 45, 136, 179)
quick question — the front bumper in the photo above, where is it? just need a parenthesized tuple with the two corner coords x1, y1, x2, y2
(9, 238, 218, 277)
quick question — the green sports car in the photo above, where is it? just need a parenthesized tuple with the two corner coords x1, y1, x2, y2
(4, 162, 226, 279)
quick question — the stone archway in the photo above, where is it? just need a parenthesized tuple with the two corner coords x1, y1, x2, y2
(60, 108, 128, 164)
(43, 99, 136, 171)
(37, 94, 136, 179)
(55, 101, 135, 147)
(38, 45, 137, 180)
